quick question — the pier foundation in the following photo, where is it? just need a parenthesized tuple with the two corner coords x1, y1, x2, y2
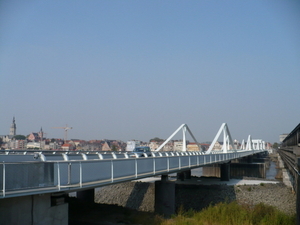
(220, 163, 230, 181)
(77, 189, 95, 203)
(297, 158, 300, 225)
(155, 179, 175, 217)
(0, 193, 68, 225)
(202, 162, 266, 178)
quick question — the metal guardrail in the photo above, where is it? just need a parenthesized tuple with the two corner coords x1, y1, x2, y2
(278, 148, 300, 191)
(0, 150, 266, 199)
(281, 123, 300, 147)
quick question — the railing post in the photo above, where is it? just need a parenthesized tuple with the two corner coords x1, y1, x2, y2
(178, 155, 181, 169)
(57, 162, 61, 191)
(135, 158, 137, 178)
(297, 158, 300, 225)
(68, 163, 71, 185)
(111, 160, 114, 182)
(2, 163, 5, 197)
(183, 126, 187, 152)
(79, 162, 82, 188)
(153, 158, 156, 175)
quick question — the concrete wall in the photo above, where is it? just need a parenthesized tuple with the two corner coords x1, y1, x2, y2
(0, 194, 68, 225)
(277, 155, 293, 188)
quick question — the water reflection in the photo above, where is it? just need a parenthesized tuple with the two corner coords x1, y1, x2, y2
(266, 160, 279, 180)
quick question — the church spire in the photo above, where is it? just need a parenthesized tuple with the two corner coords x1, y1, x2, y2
(9, 117, 16, 136)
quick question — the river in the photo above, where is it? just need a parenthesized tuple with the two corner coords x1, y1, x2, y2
(190, 158, 279, 179)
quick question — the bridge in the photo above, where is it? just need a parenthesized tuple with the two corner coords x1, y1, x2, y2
(277, 123, 300, 225)
(0, 123, 268, 225)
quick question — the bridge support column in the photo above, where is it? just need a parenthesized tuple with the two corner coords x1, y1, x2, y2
(77, 189, 95, 203)
(220, 163, 230, 181)
(0, 193, 68, 225)
(161, 174, 168, 181)
(177, 172, 185, 181)
(247, 155, 253, 163)
(184, 170, 191, 179)
(297, 158, 300, 225)
(155, 180, 175, 217)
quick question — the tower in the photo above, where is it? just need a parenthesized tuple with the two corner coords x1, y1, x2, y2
(38, 127, 44, 140)
(9, 117, 16, 136)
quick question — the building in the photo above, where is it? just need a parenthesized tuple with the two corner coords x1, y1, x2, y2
(9, 117, 16, 136)
(279, 134, 289, 143)
(149, 141, 159, 151)
(212, 141, 223, 151)
(27, 142, 41, 149)
(1, 117, 16, 142)
(162, 142, 173, 151)
(126, 140, 140, 151)
(173, 141, 188, 151)
(28, 127, 44, 142)
(27, 133, 40, 142)
(187, 142, 200, 151)
(102, 141, 111, 151)
(4, 139, 27, 150)
(61, 143, 72, 151)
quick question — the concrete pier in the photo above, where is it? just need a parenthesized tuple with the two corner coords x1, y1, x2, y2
(247, 155, 253, 163)
(177, 171, 185, 181)
(220, 163, 230, 181)
(297, 158, 300, 225)
(77, 189, 95, 203)
(0, 193, 68, 225)
(155, 179, 175, 217)
(203, 163, 266, 179)
(177, 170, 192, 181)
(184, 170, 192, 179)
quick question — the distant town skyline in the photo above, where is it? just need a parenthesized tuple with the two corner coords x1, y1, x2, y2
(1, 1, 299, 143)
(0, 116, 292, 144)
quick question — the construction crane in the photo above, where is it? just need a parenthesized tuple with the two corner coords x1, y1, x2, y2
(51, 124, 72, 142)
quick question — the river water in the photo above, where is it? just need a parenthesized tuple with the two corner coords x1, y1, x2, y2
(266, 160, 279, 179)
(190, 159, 279, 179)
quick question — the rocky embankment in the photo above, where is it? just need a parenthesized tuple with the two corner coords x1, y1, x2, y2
(95, 179, 296, 215)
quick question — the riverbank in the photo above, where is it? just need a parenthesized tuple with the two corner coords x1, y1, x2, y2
(69, 179, 295, 225)
(94, 178, 295, 215)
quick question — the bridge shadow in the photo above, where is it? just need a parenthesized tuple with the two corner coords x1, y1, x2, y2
(125, 182, 150, 210)
(175, 181, 237, 212)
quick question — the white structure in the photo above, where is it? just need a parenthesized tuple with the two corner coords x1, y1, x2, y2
(279, 134, 288, 143)
(126, 140, 140, 151)
(26, 142, 41, 149)
(206, 123, 235, 154)
(155, 124, 201, 152)
(154, 123, 267, 154)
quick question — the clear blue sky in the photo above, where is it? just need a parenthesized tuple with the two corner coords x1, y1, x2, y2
(1, 0, 299, 143)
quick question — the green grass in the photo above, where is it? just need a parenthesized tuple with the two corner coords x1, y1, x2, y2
(158, 201, 295, 225)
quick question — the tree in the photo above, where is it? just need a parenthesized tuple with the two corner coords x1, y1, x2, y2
(111, 145, 118, 151)
(13, 135, 26, 140)
(273, 142, 279, 149)
(150, 137, 165, 142)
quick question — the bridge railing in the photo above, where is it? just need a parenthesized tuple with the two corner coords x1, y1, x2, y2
(0, 149, 266, 199)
